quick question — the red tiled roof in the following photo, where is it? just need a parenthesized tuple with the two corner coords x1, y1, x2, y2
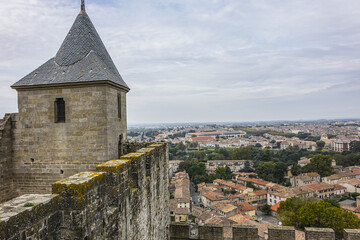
(354, 206, 360, 213)
(202, 191, 224, 201)
(306, 172, 320, 177)
(334, 184, 346, 190)
(191, 136, 214, 141)
(254, 190, 268, 196)
(227, 214, 249, 225)
(214, 179, 247, 191)
(307, 182, 334, 191)
(237, 202, 255, 212)
(271, 201, 282, 212)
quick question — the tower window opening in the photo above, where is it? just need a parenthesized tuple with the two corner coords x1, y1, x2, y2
(55, 98, 65, 123)
(118, 94, 121, 119)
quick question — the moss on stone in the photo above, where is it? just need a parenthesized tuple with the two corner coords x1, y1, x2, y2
(52, 172, 104, 203)
(96, 159, 130, 173)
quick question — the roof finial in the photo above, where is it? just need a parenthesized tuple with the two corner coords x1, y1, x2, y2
(81, 0, 85, 12)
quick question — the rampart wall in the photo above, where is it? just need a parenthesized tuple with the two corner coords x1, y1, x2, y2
(0, 143, 169, 240)
(0, 114, 15, 203)
(170, 223, 360, 240)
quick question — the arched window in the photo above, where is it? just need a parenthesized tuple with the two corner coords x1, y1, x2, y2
(55, 98, 65, 123)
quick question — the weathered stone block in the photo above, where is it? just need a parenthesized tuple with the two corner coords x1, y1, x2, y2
(344, 229, 360, 240)
(268, 226, 295, 240)
(305, 227, 335, 240)
(199, 224, 223, 240)
(170, 222, 190, 240)
(233, 225, 258, 240)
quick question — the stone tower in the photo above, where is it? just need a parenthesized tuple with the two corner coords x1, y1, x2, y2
(10, 1, 130, 194)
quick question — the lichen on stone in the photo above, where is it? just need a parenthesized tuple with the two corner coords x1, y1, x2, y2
(52, 171, 105, 203)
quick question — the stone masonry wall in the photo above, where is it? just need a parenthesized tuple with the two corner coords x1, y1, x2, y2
(169, 223, 360, 240)
(0, 114, 15, 203)
(0, 143, 169, 240)
(12, 84, 127, 196)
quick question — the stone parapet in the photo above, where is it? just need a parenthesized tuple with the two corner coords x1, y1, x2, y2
(170, 223, 190, 240)
(198, 224, 224, 240)
(0, 113, 16, 203)
(169, 223, 360, 240)
(232, 225, 258, 240)
(0, 142, 169, 240)
(0, 194, 60, 240)
(305, 227, 335, 240)
(344, 229, 360, 240)
(268, 226, 295, 240)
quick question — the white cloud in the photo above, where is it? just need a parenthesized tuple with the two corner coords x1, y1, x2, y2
(0, 0, 360, 123)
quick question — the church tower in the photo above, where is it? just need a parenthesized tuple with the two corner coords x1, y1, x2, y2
(11, 1, 130, 194)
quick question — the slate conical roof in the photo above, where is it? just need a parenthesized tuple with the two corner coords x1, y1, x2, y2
(12, 10, 129, 91)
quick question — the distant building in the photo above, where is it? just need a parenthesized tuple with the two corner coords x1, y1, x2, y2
(298, 157, 311, 167)
(239, 190, 268, 207)
(331, 140, 350, 152)
(237, 202, 256, 216)
(206, 160, 253, 174)
(306, 182, 336, 199)
(209, 203, 238, 218)
(213, 179, 253, 194)
(290, 172, 320, 187)
(338, 178, 360, 193)
(170, 171, 191, 222)
(270, 201, 282, 217)
(169, 160, 183, 177)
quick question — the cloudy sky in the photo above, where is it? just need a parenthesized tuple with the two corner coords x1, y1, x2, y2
(1, 0, 360, 124)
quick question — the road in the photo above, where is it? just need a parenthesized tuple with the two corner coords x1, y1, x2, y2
(190, 181, 200, 206)
(256, 210, 279, 225)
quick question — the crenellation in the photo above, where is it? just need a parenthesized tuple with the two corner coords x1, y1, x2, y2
(198, 224, 224, 240)
(305, 227, 335, 240)
(344, 229, 360, 240)
(168, 223, 360, 240)
(268, 226, 295, 240)
(232, 225, 258, 240)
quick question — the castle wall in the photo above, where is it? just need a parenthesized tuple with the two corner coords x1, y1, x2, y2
(0, 114, 15, 202)
(169, 223, 360, 240)
(0, 143, 169, 240)
(12, 84, 127, 195)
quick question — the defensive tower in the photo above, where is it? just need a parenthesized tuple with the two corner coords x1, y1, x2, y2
(10, 0, 130, 195)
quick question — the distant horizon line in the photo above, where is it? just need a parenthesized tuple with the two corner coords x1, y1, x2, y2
(128, 117, 360, 128)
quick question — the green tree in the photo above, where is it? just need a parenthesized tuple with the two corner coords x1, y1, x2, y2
(327, 134, 337, 139)
(188, 162, 206, 180)
(278, 197, 360, 235)
(232, 146, 252, 160)
(323, 199, 340, 208)
(178, 161, 190, 172)
(175, 142, 186, 150)
(193, 175, 206, 184)
(291, 163, 301, 176)
(207, 174, 217, 183)
(193, 150, 206, 161)
(241, 160, 253, 172)
(189, 141, 199, 148)
(215, 166, 233, 180)
(316, 140, 325, 150)
(350, 141, 360, 153)
(301, 154, 333, 177)
(261, 204, 271, 215)
(297, 132, 311, 139)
